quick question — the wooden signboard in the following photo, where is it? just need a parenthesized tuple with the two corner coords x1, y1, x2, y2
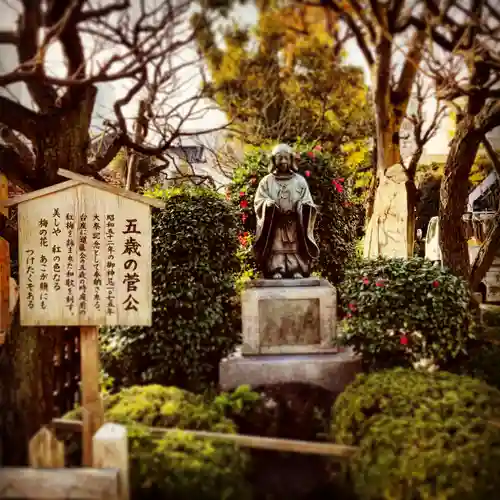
(4, 169, 165, 465)
(6, 173, 164, 327)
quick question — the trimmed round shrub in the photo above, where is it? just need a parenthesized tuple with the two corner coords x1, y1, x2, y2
(229, 141, 360, 285)
(339, 257, 475, 370)
(101, 187, 242, 391)
(331, 369, 500, 500)
(64, 385, 251, 500)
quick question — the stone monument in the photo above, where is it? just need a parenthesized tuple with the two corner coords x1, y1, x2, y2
(220, 144, 361, 393)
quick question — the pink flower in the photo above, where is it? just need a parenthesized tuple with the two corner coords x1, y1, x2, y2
(348, 303, 357, 312)
(362, 277, 369, 285)
(305, 170, 311, 177)
(400, 335, 408, 346)
(239, 191, 245, 197)
(313, 145, 322, 151)
(432, 280, 439, 288)
(307, 151, 315, 158)
(240, 200, 248, 209)
(375, 280, 385, 287)
(251, 178, 257, 185)
(346, 312, 352, 319)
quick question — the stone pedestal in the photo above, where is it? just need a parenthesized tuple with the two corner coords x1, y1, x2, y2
(219, 278, 361, 394)
(241, 278, 336, 355)
(219, 349, 362, 393)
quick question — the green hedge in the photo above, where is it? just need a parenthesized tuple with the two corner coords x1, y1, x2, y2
(331, 369, 500, 500)
(101, 187, 242, 392)
(339, 257, 475, 370)
(65, 385, 251, 500)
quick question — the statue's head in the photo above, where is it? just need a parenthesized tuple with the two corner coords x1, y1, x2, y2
(270, 143, 296, 174)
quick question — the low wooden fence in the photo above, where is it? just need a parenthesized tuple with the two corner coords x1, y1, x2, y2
(0, 417, 357, 500)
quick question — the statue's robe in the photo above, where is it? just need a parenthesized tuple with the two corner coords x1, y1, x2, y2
(254, 172, 319, 278)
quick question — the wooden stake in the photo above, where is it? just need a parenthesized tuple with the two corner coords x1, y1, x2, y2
(80, 326, 104, 466)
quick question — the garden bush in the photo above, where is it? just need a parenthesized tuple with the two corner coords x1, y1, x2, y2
(229, 141, 360, 285)
(339, 257, 475, 370)
(331, 369, 500, 500)
(101, 187, 242, 391)
(64, 385, 251, 500)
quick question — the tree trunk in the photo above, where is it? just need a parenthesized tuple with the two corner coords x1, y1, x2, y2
(0, 88, 96, 465)
(0, 318, 62, 465)
(439, 117, 482, 278)
(469, 213, 500, 291)
(405, 176, 418, 257)
(365, 143, 378, 222)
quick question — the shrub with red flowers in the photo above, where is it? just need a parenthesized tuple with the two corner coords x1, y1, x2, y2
(228, 141, 361, 284)
(339, 257, 476, 371)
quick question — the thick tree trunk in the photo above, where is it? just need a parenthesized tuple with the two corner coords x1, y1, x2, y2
(0, 318, 62, 465)
(439, 117, 482, 278)
(0, 88, 96, 465)
(469, 213, 500, 291)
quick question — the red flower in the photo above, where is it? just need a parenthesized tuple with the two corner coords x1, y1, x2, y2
(313, 145, 322, 151)
(432, 280, 439, 288)
(304, 170, 311, 177)
(332, 179, 344, 193)
(346, 312, 352, 319)
(238, 234, 248, 246)
(251, 178, 257, 185)
(400, 335, 408, 346)
(241, 213, 248, 223)
(240, 200, 248, 209)
(362, 277, 370, 285)
(375, 280, 385, 287)
(239, 191, 245, 197)
(348, 302, 357, 312)
(307, 151, 315, 158)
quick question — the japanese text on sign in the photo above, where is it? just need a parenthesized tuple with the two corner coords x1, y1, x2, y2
(18, 184, 152, 326)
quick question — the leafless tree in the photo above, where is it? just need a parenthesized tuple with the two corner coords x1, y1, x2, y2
(0, 0, 226, 465)
(415, 0, 500, 281)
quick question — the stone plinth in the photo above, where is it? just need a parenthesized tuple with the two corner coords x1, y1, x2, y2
(219, 349, 362, 393)
(241, 278, 336, 355)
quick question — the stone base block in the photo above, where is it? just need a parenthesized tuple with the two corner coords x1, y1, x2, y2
(242, 278, 337, 355)
(219, 349, 361, 394)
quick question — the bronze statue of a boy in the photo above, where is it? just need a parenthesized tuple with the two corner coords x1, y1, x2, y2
(253, 143, 319, 279)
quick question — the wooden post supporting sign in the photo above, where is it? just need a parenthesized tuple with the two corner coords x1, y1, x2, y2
(4, 169, 164, 466)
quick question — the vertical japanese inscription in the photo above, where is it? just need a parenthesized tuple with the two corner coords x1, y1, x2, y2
(38, 218, 49, 310)
(105, 214, 116, 316)
(78, 213, 88, 315)
(66, 213, 76, 314)
(52, 208, 62, 293)
(92, 215, 102, 310)
(122, 218, 141, 312)
(26, 249, 35, 310)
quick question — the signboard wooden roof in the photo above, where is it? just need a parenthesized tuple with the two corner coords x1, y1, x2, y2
(2, 169, 165, 328)
(2, 169, 166, 209)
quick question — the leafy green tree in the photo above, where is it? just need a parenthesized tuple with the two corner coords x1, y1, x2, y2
(194, 3, 373, 152)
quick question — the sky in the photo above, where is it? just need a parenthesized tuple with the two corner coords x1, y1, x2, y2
(0, 0, 454, 158)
